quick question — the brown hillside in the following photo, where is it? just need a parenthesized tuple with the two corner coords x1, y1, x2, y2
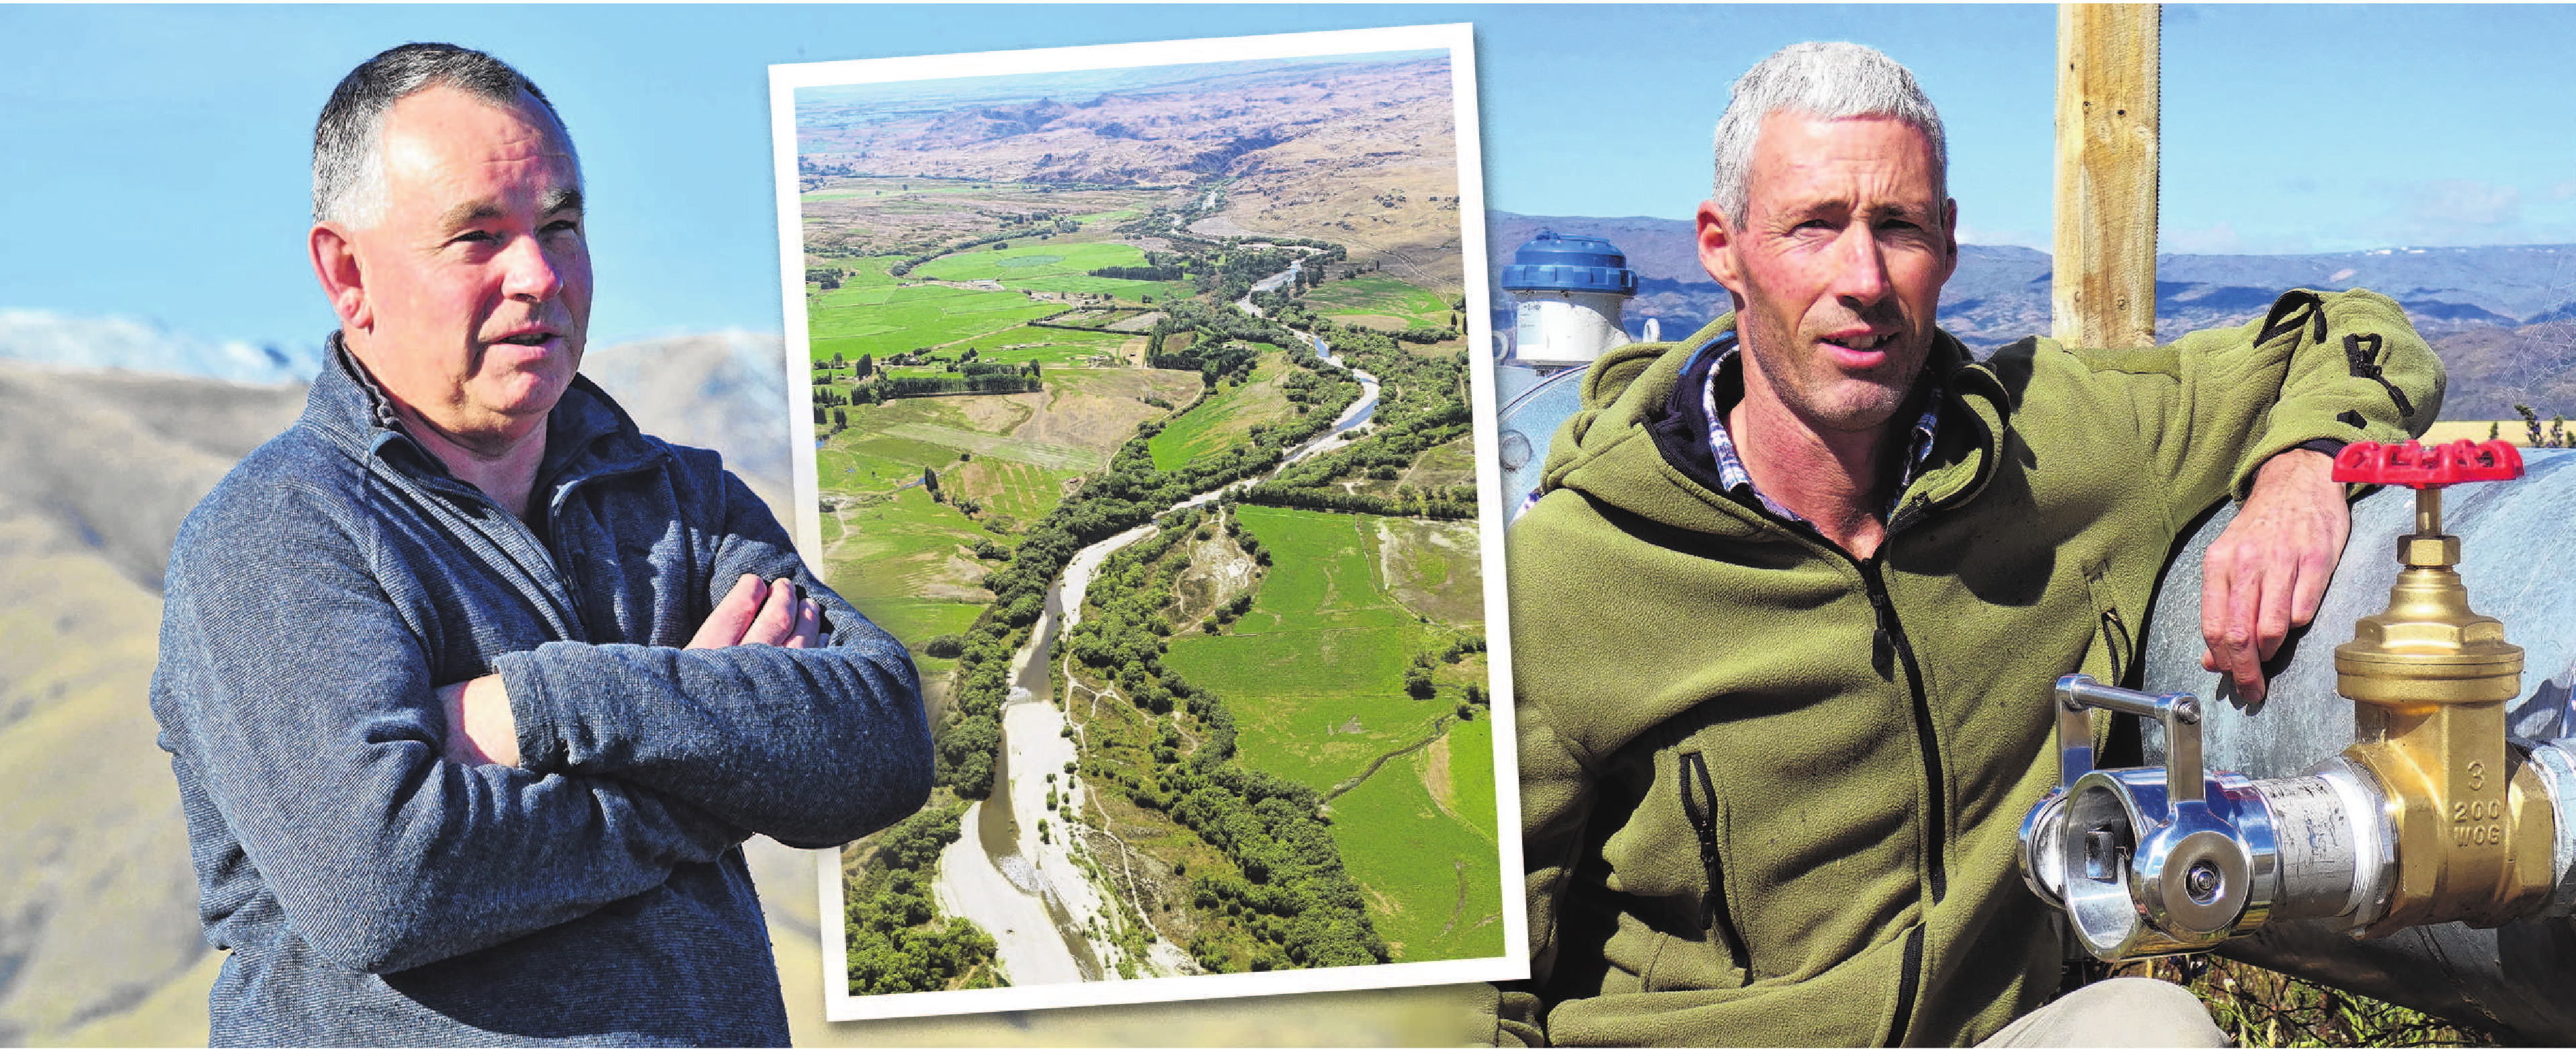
(800, 58, 1462, 288)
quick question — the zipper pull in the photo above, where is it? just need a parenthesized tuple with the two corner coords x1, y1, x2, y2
(1676, 751, 1749, 967)
(1868, 587, 1897, 675)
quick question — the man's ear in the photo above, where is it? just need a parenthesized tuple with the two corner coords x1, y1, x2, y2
(1938, 197, 1960, 282)
(1697, 199, 1747, 302)
(309, 223, 371, 332)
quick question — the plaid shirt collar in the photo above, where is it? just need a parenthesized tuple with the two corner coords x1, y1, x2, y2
(1694, 334, 1945, 526)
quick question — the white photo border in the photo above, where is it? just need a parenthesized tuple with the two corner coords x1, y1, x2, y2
(768, 21, 1526, 1023)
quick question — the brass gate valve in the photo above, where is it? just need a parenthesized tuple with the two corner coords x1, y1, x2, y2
(2331, 439, 2551, 932)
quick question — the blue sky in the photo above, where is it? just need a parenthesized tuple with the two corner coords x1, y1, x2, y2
(5, 4, 2573, 350)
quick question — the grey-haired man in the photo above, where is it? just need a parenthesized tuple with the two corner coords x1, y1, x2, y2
(150, 43, 931, 1045)
(1497, 41, 2437, 1046)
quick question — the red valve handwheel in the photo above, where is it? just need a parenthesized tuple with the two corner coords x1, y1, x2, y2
(2331, 439, 2526, 489)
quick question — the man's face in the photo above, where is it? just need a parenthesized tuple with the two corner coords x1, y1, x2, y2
(318, 85, 590, 450)
(1698, 112, 1955, 439)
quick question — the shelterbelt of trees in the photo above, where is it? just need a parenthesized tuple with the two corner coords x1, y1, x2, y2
(815, 354, 1046, 409)
(1061, 507, 1388, 972)
(884, 214, 1083, 276)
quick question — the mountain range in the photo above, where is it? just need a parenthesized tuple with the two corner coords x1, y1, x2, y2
(796, 54, 1464, 289)
(1489, 211, 2576, 420)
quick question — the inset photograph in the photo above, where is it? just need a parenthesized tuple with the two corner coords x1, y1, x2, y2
(767, 23, 1522, 1020)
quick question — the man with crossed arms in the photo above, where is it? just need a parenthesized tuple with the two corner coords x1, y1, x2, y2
(151, 43, 931, 1045)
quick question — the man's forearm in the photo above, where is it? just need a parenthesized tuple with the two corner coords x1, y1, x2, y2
(487, 471, 938, 849)
(495, 626, 931, 848)
(158, 515, 753, 975)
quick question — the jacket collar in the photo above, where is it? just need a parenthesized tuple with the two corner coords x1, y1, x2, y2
(305, 332, 667, 495)
(1541, 315, 2006, 542)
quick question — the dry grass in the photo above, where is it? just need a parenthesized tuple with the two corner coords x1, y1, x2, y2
(2127, 955, 2493, 1047)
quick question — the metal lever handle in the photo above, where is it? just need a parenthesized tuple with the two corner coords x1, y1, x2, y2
(2055, 673, 2203, 804)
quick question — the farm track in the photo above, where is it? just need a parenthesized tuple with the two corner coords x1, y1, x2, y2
(1440, 859, 1468, 938)
(1321, 714, 1456, 802)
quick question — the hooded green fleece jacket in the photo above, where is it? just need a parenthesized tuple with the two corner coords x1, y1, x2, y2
(1498, 289, 2442, 1046)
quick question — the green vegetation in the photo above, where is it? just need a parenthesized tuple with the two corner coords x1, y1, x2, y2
(842, 802, 1003, 994)
(854, 597, 985, 670)
(817, 484, 982, 607)
(1241, 322, 1475, 521)
(947, 326, 1132, 366)
(1325, 717, 1503, 962)
(1299, 275, 1457, 330)
(1145, 352, 1347, 470)
(1058, 507, 1388, 972)
(915, 242, 1186, 297)
(804, 165, 1498, 988)
(1153, 505, 1496, 962)
(803, 254, 907, 292)
(810, 284, 1066, 362)
(933, 383, 1352, 800)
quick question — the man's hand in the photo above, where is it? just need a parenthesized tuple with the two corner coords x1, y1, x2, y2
(2200, 449, 2350, 706)
(688, 573, 823, 650)
(440, 675, 521, 767)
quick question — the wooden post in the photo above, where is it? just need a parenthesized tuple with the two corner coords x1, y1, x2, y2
(2054, 3, 2161, 348)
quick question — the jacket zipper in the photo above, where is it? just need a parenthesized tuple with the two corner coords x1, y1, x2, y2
(1675, 752, 1751, 970)
(1860, 556, 1941, 1046)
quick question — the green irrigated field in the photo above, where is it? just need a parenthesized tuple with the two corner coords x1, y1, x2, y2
(808, 284, 1065, 362)
(914, 242, 1142, 283)
(913, 242, 1188, 299)
(815, 482, 986, 607)
(878, 423, 1104, 472)
(841, 432, 970, 471)
(953, 456, 1078, 524)
(1301, 276, 1456, 329)
(1229, 507, 1421, 634)
(947, 325, 1132, 366)
(845, 596, 984, 657)
(1145, 352, 1294, 470)
(1167, 626, 1429, 792)
(1161, 507, 1454, 795)
(806, 254, 907, 289)
(1325, 716, 1503, 964)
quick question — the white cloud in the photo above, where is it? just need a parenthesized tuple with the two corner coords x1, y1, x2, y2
(2378, 178, 2534, 246)
(0, 308, 315, 384)
(2407, 179, 2522, 226)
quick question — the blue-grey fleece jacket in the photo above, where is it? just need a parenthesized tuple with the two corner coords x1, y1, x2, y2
(149, 341, 932, 1046)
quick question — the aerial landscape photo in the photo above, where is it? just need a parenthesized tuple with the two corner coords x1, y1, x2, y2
(774, 30, 1507, 1014)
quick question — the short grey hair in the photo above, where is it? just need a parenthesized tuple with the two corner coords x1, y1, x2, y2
(1709, 42, 1948, 229)
(312, 43, 575, 227)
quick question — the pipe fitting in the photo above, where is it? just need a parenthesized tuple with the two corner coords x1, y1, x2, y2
(2020, 442, 2569, 958)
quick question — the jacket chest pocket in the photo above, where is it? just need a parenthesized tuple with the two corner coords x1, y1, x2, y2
(2082, 563, 2134, 687)
(1608, 746, 1754, 993)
